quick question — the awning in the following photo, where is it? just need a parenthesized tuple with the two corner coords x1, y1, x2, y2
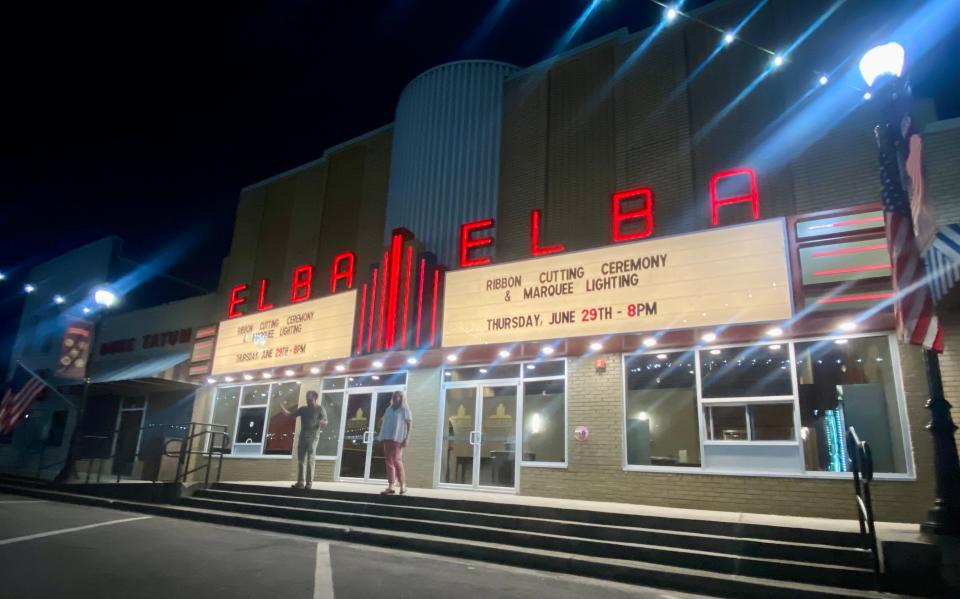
(88, 351, 194, 385)
(925, 223, 960, 303)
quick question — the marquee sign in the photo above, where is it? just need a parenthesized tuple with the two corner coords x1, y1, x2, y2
(441, 219, 792, 347)
(211, 291, 357, 375)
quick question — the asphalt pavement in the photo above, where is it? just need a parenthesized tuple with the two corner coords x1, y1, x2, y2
(0, 492, 718, 599)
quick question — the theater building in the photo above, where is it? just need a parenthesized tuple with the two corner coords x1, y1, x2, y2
(186, 0, 960, 523)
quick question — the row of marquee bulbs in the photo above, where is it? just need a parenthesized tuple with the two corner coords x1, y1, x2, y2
(204, 319, 861, 386)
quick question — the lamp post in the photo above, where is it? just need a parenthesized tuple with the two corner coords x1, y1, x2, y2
(861, 43, 960, 535)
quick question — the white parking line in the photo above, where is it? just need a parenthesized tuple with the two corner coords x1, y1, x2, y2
(0, 516, 152, 546)
(314, 542, 336, 599)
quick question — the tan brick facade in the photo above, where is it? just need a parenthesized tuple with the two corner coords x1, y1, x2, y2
(517, 347, 936, 524)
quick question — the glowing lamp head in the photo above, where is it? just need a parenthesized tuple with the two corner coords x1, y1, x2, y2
(446, 354, 458, 363)
(589, 342, 603, 351)
(284, 369, 295, 377)
(0, 272, 6, 281)
(641, 337, 657, 348)
(206, 378, 217, 385)
(665, 7, 678, 22)
(24, 283, 36, 294)
(406, 357, 418, 365)
(372, 360, 384, 369)
(312, 366, 323, 374)
(82, 306, 92, 314)
(498, 349, 510, 359)
(859, 42, 905, 87)
(701, 332, 717, 343)
(53, 295, 66, 305)
(334, 364, 345, 372)
(723, 33, 734, 45)
(94, 288, 117, 307)
(837, 320, 858, 333)
(541, 346, 555, 356)
(766, 327, 783, 337)
(772, 54, 784, 68)
(819, 75, 828, 86)
(863, 92, 873, 101)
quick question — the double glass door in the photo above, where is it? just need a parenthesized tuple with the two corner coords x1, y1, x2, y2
(440, 384, 519, 490)
(337, 390, 394, 481)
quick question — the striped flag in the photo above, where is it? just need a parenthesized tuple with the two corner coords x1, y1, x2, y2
(0, 365, 47, 435)
(881, 127, 944, 352)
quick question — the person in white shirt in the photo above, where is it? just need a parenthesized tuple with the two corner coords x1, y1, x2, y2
(377, 390, 412, 495)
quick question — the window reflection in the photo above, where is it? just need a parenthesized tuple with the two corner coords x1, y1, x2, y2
(522, 379, 565, 463)
(700, 345, 792, 398)
(796, 337, 906, 473)
(625, 352, 700, 467)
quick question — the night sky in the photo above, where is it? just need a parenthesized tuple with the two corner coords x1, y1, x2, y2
(2, 0, 958, 376)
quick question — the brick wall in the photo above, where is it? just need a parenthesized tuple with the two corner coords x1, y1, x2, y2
(521, 348, 936, 523)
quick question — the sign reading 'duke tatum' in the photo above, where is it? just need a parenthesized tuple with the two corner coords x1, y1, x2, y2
(211, 290, 357, 375)
(442, 220, 792, 347)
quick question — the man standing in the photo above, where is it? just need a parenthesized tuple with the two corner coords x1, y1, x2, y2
(282, 390, 327, 489)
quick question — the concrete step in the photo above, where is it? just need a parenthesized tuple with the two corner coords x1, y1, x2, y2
(181, 494, 876, 590)
(211, 482, 867, 548)
(194, 488, 872, 569)
(0, 482, 902, 599)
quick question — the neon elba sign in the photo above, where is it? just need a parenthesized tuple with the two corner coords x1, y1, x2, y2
(224, 168, 760, 354)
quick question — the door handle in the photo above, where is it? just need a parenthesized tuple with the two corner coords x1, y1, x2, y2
(363, 431, 373, 444)
(468, 431, 476, 445)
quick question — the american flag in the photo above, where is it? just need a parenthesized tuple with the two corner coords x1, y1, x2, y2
(0, 365, 47, 435)
(881, 125, 944, 352)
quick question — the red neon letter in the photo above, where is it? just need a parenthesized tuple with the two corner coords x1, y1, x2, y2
(330, 251, 355, 293)
(228, 284, 247, 319)
(459, 219, 495, 268)
(530, 209, 564, 256)
(710, 168, 759, 226)
(257, 279, 273, 311)
(611, 187, 654, 242)
(291, 265, 313, 303)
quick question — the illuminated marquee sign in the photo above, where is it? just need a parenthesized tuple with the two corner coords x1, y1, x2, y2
(441, 219, 792, 347)
(211, 291, 357, 375)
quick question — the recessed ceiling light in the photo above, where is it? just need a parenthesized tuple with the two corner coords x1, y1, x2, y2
(498, 350, 510, 359)
(224, 376, 234, 383)
(589, 342, 603, 351)
(479, 368, 488, 374)
(702, 332, 717, 343)
(243, 374, 253, 381)
(766, 327, 783, 337)
(541, 346, 555, 355)
(334, 364, 345, 372)
(262, 372, 272, 379)
(656, 353, 668, 360)
(446, 354, 458, 363)
(311, 367, 322, 374)
(642, 337, 657, 348)
(710, 349, 722, 355)
(526, 364, 536, 370)
(372, 360, 384, 368)
(407, 357, 418, 365)
(372, 375, 380, 381)
(284, 369, 295, 377)
(769, 344, 781, 350)
(834, 339, 849, 345)
(206, 378, 217, 384)
(837, 321, 857, 332)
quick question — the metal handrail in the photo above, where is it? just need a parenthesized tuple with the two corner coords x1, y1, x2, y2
(162, 423, 230, 485)
(72, 422, 225, 484)
(847, 426, 881, 585)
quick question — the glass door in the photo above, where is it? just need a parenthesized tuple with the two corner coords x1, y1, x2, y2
(338, 393, 372, 480)
(440, 387, 478, 486)
(478, 385, 518, 489)
(438, 384, 519, 490)
(337, 391, 393, 482)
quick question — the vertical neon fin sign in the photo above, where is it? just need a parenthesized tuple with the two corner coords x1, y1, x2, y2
(352, 229, 445, 356)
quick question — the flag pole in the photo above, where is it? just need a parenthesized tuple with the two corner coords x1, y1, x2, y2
(873, 74, 960, 535)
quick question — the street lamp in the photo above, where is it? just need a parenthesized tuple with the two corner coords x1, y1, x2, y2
(860, 42, 960, 535)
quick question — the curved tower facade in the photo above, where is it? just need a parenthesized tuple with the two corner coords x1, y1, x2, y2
(385, 60, 519, 266)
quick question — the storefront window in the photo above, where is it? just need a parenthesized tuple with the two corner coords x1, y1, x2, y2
(624, 352, 700, 467)
(264, 382, 298, 455)
(795, 336, 907, 473)
(211, 386, 240, 452)
(316, 392, 344, 456)
(700, 344, 793, 398)
(703, 403, 794, 441)
(444, 364, 521, 382)
(522, 378, 565, 464)
(212, 382, 302, 457)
